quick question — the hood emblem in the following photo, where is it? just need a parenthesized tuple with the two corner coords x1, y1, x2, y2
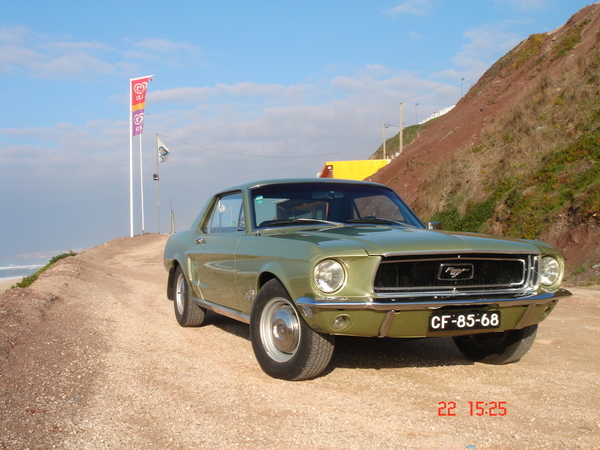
(438, 263, 474, 281)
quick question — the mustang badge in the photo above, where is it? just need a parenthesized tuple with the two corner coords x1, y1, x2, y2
(446, 267, 470, 278)
(438, 263, 474, 281)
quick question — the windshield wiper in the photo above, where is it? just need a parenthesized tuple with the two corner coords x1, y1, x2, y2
(346, 217, 413, 227)
(262, 218, 342, 227)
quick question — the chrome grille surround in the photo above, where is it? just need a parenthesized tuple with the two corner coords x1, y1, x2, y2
(373, 253, 540, 298)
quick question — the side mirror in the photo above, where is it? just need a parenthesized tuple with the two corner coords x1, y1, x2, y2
(428, 221, 442, 230)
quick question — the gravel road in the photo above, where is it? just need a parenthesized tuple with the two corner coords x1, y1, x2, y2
(1, 234, 598, 450)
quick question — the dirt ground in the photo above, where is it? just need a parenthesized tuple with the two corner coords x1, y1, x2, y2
(0, 233, 598, 450)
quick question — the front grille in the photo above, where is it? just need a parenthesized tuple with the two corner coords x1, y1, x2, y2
(374, 253, 538, 295)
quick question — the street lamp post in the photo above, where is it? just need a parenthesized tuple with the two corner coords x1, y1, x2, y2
(382, 122, 387, 159)
(461, 78, 465, 97)
(169, 199, 175, 234)
(399, 102, 403, 155)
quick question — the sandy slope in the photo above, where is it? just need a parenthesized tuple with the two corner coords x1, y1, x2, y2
(0, 279, 18, 294)
(0, 234, 598, 449)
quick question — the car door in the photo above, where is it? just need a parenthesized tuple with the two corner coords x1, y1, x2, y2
(188, 191, 245, 311)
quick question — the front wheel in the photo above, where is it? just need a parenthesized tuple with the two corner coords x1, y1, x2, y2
(173, 266, 207, 327)
(250, 279, 335, 380)
(453, 324, 538, 364)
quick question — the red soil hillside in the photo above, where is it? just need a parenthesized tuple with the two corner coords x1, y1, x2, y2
(368, 4, 600, 283)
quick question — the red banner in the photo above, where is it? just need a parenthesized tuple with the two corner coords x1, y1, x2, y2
(131, 76, 152, 137)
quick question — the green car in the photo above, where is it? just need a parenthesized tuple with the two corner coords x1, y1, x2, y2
(164, 179, 570, 380)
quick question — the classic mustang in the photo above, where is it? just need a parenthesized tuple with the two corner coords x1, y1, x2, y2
(164, 178, 570, 380)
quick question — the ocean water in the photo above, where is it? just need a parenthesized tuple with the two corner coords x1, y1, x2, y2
(0, 250, 81, 282)
(0, 263, 46, 282)
(0, 255, 53, 282)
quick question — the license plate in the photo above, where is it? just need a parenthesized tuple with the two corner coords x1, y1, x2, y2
(429, 311, 501, 331)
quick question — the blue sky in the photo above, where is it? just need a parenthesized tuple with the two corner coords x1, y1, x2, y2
(0, 0, 592, 258)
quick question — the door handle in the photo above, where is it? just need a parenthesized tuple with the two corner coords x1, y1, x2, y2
(195, 238, 206, 245)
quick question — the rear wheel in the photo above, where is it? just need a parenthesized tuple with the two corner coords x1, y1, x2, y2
(453, 324, 538, 364)
(250, 279, 335, 380)
(173, 266, 207, 327)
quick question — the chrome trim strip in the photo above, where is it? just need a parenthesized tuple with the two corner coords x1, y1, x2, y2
(375, 286, 531, 294)
(380, 250, 542, 258)
(373, 285, 537, 298)
(296, 289, 571, 312)
(192, 296, 251, 324)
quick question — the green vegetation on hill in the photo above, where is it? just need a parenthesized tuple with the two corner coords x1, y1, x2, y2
(14, 252, 77, 289)
(430, 127, 600, 238)
(418, 15, 600, 246)
(370, 119, 438, 160)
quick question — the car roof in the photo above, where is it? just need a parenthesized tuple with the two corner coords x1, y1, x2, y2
(221, 178, 391, 193)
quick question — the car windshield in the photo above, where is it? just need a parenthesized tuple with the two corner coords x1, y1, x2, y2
(251, 182, 424, 229)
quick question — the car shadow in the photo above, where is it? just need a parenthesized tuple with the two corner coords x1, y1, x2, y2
(204, 310, 250, 339)
(204, 312, 473, 371)
(329, 335, 472, 372)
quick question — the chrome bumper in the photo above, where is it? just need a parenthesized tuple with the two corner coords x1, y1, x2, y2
(296, 288, 572, 312)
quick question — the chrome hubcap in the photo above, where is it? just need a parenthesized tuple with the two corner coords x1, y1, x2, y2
(261, 297, 300, 362)
(175, 273, 185, 315)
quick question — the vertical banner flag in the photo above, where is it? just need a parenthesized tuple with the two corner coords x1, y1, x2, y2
(158, 137, 170, 162)
(131, 76, 152, 137)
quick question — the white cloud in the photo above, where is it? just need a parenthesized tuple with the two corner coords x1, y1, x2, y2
(329, 66, 454, 108)
(133, 38, 198, 54)
(0, 44, 41, 73)
(495, 0, 547, 11)
(0, 28, 201, 79)
(123, 38, 201, 67)
(30, 52, 116, 79)
(216, 81, 309, 100)
(42, 40, 113, 52)
(150, 86, 215, 103)
(149, 82, 311, 106)
(447, 21, 521, 79)
(385, 0, 434, 16)
(0, 26, 29, 44)
(0, 26, 119, 78)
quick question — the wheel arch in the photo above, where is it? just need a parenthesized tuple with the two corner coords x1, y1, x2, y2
(255, 266, 301, 305)
(167, 259, 182, 301)
(258, 271, 278, 291)
(253, 259, 311, 303)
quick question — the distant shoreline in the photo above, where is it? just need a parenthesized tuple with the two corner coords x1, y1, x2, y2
(0, 279, 19, 293)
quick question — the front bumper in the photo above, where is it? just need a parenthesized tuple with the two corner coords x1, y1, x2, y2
(296, 288, 572, 312)
(296, 288, 572, 338)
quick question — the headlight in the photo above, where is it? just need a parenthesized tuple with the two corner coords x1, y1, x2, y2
(313, 259, 345, 293)
(540, 256, 561, 286)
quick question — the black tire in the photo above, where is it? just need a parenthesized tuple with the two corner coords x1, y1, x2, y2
(173, 266, 207, 327)
(250, 279, 335, 381)
(453, 324, 538, 364)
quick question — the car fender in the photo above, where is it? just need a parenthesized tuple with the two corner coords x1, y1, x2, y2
(255, 260, 303, 299)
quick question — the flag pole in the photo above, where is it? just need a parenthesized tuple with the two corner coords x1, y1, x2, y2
(156, 134, 161, 234)
(139, 135, 145, 234)
(129, 80, 134, 237)
(130, 74, 153, 237)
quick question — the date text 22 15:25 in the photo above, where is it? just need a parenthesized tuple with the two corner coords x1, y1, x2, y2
(438, 401, 507, 416)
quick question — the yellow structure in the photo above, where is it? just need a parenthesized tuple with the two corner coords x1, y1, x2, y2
(318, 160, 389, 180)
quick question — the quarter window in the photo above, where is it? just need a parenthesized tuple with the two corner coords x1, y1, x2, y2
(205, 192, 245, 233)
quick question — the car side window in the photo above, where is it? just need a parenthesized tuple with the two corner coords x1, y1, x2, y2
(205, 192, 245, 233)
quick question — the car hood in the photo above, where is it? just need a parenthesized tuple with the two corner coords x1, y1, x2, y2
(267, 225, 543, 256)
